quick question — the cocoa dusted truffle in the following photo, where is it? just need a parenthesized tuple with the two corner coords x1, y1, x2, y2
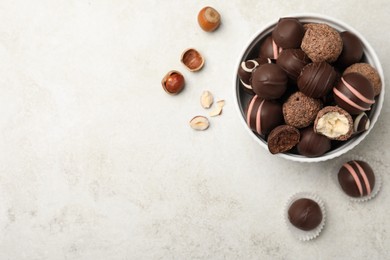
(246, 95, 284, 136)
(297, 62, 338, 98)
(252, 63, 288, 100)
(297, 127, 331, 157)
(238, 58, 273, 93)
(259, 35, 282, 59)
(276, 49, 311, 81)
(283, 92, 322, 128)
(288, 198, 323, 231)
(338, 160, 375, 198)
(336, 31, 364, 69)
(333, 73, 375, 115)
(301, 23, 343, 63)
(344, 63, 382, 96)
(267, 125, 300, 154)
(272, 18, 304, 49)
(314, 106, 353, 141)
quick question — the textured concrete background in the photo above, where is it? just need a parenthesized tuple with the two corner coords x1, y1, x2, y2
(0, 0, 389, 259)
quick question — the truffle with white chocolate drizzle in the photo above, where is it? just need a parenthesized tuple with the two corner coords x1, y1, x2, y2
(314, 106, 353, 141)
(238, 57, 273, 93)
(353, 112, 370, 134)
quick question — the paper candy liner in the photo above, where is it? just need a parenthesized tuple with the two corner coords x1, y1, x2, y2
(284, 192, 326, 241)
(331, 155, 382, 202)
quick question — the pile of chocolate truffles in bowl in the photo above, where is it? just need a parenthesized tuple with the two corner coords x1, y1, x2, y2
(234, 14, 385, 162)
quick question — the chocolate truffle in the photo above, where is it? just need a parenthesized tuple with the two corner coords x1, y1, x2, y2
(288, 198, 323, 231)
(297, 62, 338, 98)
(336, 31, 364, 69)
(267, 125, 300, 154)
(283, 92, 322, 128)
(314, 106, 353, 141)
(272, 18, 304, 49)
(246, 95, 284, 136)
(338, 160, 375, 197)
(259, 35, 282, 59)
(276, 49, 311, 81)
(252, 63, 288, 100)
(353, 112, 370, 134)
(333, 73, 375, 115)
(238, 58, 273, 93)
(301, 23, 343, 63)
(344, 63, 382, 96)
(297, 127, 331, 157)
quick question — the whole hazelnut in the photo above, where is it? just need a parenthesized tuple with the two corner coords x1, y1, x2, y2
(162, 70, 185, 95)
(197, 6, 221, 32)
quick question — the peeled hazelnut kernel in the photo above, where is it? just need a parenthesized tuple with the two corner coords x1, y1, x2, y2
(181, 48, 204, 72)
(161, 70, 185, 95)
(189, 116, 210, 131)
(197, 6, 221, 32)
(200, 90, 213, 109)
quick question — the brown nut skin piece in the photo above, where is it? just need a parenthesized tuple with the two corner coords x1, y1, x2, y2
(181, 48, 204, 72)
(161, 70, 185, 95)
(197, 6, 221, 32)
(267, 125, 300, 154)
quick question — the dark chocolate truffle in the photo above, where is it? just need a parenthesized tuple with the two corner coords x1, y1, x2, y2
(238, 58, 273, 93)
(252, 63, 288, 100)
(283, 92, 322, 128)
(314, 106, 353, 141)
(353, 112, 370, 134)
(333, 73, 375, 115)
(276, 49, 311, 81)
(288, 198, 323, 231)
(272, 18, 304, 49)
(344, 63, 382, 96)
(338, 160, 375, 197)
(246, 95, 284, 136)
(297, 127, 331, 157)
(301, 23, 343, 63)
(267, 125, 300, 154)
(297, 62, 338, 98)
(336, 31, 364, 69)
(259, 35, 282, 60)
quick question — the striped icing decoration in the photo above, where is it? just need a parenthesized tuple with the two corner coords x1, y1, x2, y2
(341, 77, 375, 105)
(272, 40, 282, 59)
(240, 79, 252, 90)
(342, 163, 363, 196)
(333, 88, 370, 111)
(246, 95, 258, 127)
(255, 99, 265, 135)
(353, 161, 372, 195)
(241, 60, 259, 73)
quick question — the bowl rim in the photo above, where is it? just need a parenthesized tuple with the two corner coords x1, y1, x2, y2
(233, 13, 385, 163)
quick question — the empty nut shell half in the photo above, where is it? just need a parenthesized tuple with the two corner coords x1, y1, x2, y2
(181, 48, 205, 72)
(189, 116, 209, 131)
(161, 70, 185, 95)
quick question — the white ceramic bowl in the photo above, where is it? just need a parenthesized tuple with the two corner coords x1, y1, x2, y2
(234, 13, 385, 162)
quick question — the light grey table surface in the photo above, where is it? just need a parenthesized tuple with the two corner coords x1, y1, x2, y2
(0, 0, 389, 259)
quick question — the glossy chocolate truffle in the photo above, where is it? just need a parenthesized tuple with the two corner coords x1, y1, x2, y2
(336, 31, 364, 69)
(283, 92, 322, 129)
(333, 73, 375, 115)
(344, 63, 382, 96)
(272, 18, 304, 49)
(288, 198, 323, 231)
(297, 62, 338, 98)
(297, 127, 331, 157)
(338, 160, 375, 197)
(252, 63, 288, 100)
(259, 35, 282, 59)
(276, 49, 311, 81)
(301, 23, 343, 63)
(314, 106, 353, 141)
(267, 125, 300, 154)
(353, 112, 370, 134)
(246, 95, 284, 136)
(238, 58, 273, 93)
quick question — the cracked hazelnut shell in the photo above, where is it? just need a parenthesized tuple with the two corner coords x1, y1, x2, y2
(181, 48, 204, 72)
(161, 70, 185, 95)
